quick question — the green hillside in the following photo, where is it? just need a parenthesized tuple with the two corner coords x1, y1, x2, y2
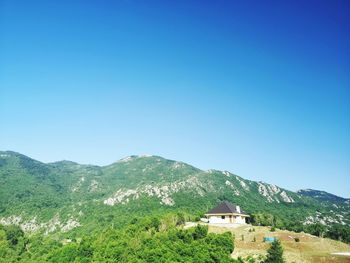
(0, 151, 349, 237)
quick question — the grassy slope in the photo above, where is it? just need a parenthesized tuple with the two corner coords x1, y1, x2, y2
(208, 225, 350, 263)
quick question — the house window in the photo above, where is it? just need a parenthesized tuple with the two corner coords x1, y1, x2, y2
(221, 216, 225, 219)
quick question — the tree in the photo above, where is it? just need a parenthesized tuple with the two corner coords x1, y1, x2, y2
(176, 212, 185, 226)
(4, 225, 24, 247)
(207, 232, 234, 254)
(264, 239, 285, 263)
(326, 224, 350, 243)
(306, 223, 326, 237)
(192, 225, 208, 240)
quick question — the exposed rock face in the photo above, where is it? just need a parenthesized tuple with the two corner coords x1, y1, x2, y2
(236, 176, 250, 191)
(258, 182, 294, 203)
(225, 180, 240, 196)
(0, 215, 81, 234)
(304, 212, 347, 226)
(104, 176, 211, 206)
(280, 191, 294, 203)
(1, 151, 348, 235)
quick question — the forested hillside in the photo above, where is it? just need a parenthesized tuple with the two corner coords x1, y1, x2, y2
(0, 151, 349, 242)
(0, 213, 237, 262)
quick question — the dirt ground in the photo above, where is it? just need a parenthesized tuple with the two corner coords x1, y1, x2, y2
(208, 225, 350, 263)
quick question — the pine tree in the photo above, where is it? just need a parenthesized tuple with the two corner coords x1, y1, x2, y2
(264, 239, 285, 263)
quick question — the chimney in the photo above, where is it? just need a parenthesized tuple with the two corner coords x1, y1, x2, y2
(236, 205, 241, 213)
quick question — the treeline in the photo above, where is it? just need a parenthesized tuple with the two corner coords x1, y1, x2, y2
(0, 213, 236, 262)
(2, 211, 346, 262)
(251, 212, 350, 243)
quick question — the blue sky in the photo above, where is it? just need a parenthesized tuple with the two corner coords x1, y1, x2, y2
(0, 0, 349, 197)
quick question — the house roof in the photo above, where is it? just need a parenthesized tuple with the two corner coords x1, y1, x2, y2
(206, 201, 249, 215)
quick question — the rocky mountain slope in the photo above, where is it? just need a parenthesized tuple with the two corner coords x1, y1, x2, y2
(0, 151, 349, 234)
(298, 189, 349, 203)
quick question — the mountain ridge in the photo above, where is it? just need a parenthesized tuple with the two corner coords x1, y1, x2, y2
(2, 150, 347, 199)
(0, 150, 349, 235)
(297, 189, 350, 202)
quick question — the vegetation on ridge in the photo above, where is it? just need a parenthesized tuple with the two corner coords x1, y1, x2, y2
(0, 151, 349, 262)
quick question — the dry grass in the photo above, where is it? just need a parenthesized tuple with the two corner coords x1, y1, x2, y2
(208, 225, 350, 263)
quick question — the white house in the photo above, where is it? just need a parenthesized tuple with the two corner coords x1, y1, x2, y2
(205, 201, 250, 224)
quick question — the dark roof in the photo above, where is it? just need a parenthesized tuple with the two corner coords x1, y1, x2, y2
(206, 201, 248, 215)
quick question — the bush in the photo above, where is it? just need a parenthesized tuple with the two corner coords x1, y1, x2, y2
(192, 225, 208, 240)
(207, 232, 234, 254)
(176, 212, 186, 226)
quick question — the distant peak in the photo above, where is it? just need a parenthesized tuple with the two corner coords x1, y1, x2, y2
(116, 154, 157, 163)
(0, 151, 43, 163)
(297, 189, 349, 202)
(0, 150, 22, 157)
(49, 160, 79, 166)
(297, 189, 313, 192)
(139, 154, 153, 158)
(117, 155, 140, 163)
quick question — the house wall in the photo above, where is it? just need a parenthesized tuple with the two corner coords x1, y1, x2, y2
(208, 215, 247, 224)
(208, 215, 231, 224)
(234, 216, 246, 224)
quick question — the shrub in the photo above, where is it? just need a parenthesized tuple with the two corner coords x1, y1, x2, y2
(176, 212, 185, 226)
(207, 232, 234, 254)
(192, 225, 208, 240)
(194, 216, 201, 222)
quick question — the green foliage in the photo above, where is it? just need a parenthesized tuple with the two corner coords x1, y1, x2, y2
(325, 224, 350, 243)
(305, 223, 326, 237)
(0, 215, 235, 262)
(264, 239, 285, 263)
(0, 151, 349, 246)
(48, 240, 93, 263)
(207, 232, 234, 254)
(3, 225, 24, 247)
(176, 212, 186, 226)
(192, 225, 208, 240)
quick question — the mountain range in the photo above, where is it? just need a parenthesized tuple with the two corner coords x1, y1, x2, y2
(0, 151, 348, 234)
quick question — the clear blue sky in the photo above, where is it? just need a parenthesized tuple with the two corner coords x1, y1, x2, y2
(1, 0, 349, 197)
